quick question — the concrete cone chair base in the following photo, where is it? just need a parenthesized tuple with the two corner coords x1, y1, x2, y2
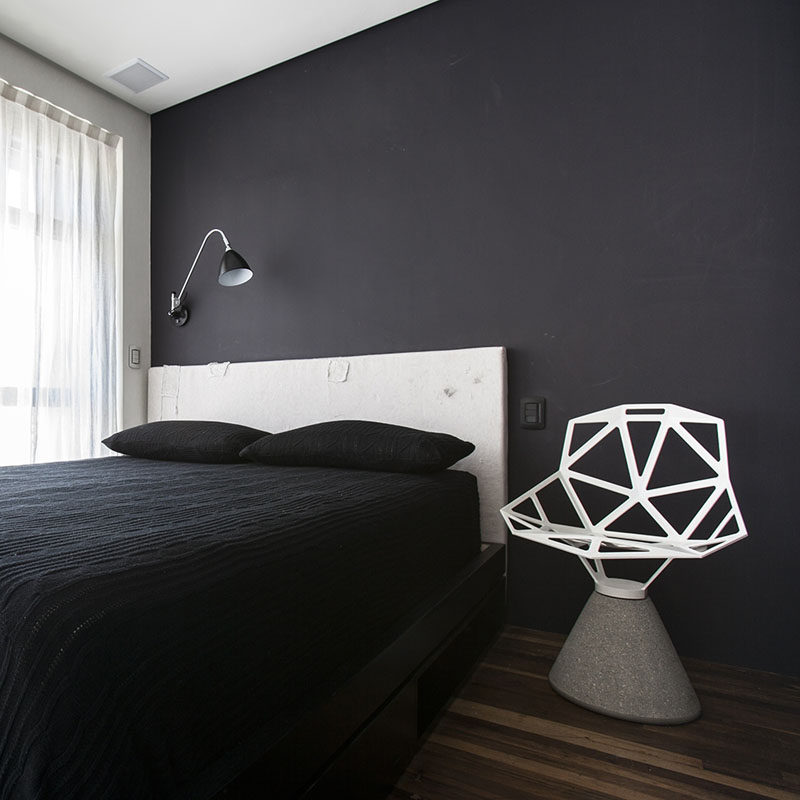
(548, 586, 700, 725)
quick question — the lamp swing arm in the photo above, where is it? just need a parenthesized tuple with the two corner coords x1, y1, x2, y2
(171, 228, 231, 312)
(167, 227, 253, 327)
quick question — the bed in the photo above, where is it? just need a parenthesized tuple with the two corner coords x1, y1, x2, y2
(0, 347, 507, 799)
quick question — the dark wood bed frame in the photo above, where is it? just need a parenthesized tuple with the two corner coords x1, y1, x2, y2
(150, 349, 509, 798)
(216, 542, 506, 799)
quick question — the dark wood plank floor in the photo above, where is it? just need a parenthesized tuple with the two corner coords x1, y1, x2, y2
(390, 626, 800, 800)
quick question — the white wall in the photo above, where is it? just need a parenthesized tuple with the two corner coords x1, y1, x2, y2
(1, 34, 151, 428)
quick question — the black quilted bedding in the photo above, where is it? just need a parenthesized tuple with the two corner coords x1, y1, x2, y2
(0, 457, 480, 799)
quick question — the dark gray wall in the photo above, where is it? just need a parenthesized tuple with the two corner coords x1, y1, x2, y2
(152, 0, 800, 675)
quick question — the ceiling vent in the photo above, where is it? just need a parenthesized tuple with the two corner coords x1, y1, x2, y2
(105, 58, 168, 93)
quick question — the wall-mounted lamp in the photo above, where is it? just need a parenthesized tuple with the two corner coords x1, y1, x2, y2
(168, 228, 253, 327)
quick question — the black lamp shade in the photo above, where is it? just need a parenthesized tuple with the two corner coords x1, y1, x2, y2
(218, 248, 253, 287)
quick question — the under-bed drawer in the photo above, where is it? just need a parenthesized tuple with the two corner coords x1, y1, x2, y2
(303, 680, 418, 799)
(418, 577, 506, 735)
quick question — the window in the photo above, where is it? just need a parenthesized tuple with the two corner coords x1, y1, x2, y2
(0, 80, 121, 465)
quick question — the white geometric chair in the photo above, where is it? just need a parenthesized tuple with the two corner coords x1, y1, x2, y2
(502, 404, 747, 723)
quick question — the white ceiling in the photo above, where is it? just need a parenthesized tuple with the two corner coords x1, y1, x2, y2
(0, 0, 438, 114)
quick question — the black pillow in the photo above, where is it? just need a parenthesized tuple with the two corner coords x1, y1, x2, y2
(240, 420, 475, 473)
(102, 420, 269, 463)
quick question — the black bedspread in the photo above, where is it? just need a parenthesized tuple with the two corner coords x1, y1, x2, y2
(0, 458, 480, 800)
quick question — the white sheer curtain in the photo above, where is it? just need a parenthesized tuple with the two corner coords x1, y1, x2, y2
(0, 81, 121, 466)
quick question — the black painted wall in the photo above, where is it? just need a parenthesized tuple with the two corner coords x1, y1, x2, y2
(152, 0, 800, 675)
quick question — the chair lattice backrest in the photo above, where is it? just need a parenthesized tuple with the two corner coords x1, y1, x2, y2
(501, 404, 747, 591)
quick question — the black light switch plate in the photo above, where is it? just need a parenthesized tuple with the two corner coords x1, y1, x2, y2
(520, 397, 546, 429)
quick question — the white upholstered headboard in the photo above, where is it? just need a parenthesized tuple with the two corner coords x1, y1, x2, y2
(148, 347, 508, 543)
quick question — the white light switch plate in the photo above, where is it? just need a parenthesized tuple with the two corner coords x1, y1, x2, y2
(128, 346, 141, 369)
